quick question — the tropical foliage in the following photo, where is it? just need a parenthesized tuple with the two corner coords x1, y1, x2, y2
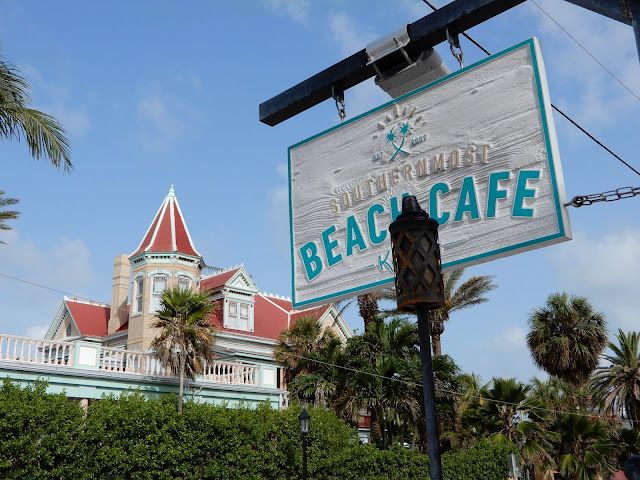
(426, 269, 496, 355)
(0, 191, 19, 243)
(1, 52, 72, 171)
(591, 329, 640, 426)
(0, 380, 517, 480)
(527, 292, 608, 386)
(150, 285, 217, 413)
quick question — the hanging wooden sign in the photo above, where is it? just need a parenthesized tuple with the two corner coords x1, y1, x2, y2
(288, 38, 571, 308)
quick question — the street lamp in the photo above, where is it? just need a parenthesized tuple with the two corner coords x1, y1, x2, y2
(389, 195, 445, 480)
(298, 405, 310, 480)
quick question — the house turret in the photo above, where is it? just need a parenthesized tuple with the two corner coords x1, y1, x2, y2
(126, 186, 203, 351)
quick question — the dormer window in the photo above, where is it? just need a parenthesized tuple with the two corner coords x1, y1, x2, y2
(150, 275, 168, 312)
(224, 299, 254, 332)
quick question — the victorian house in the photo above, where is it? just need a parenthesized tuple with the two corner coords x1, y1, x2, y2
(0, 186, 350, 409)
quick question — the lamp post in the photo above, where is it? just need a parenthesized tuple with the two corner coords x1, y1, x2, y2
(298, 404, 310, 480)
(389, 195, 445, 480)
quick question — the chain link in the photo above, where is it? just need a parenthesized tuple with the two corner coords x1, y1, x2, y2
(565, 186, 640, 207)
(335, 97, 346, 122)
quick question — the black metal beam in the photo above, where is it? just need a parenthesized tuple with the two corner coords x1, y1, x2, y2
(562, 0, 633, 25)
(633, 2, 640, 63)
(259, 0, 526, 126)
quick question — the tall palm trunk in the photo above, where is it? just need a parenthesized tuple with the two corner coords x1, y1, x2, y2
(358, 294, 379, 331)
(178, 352, 185, 413)
(429, 313, 445, 356)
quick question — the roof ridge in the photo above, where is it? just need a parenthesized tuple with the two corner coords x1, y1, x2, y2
(258, 293, 291, 314)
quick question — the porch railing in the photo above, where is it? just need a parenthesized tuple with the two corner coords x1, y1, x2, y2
(0, 335, 262, 387)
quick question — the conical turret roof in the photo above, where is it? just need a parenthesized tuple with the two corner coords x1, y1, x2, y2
(130, 186, 201, 258)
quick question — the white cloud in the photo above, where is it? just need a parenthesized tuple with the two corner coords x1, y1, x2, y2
(266, 165, 290, 258)
(0, 229, 99, 338)
(490, 325, 527, 351)
(260, 0, 311, 24)
(25, 324, 48, 339)
(326, 12, 391, 118)
(20, 64, 92, 137)
(547, 228, 640, 331)
(328, 11, 376, 57)
(136, 80, 203, 153)
(521, 0, 640, 130)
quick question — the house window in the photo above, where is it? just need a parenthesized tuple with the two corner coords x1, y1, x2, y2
(65, 323, 72, 337)
(178, 276, 191, 290)
(226, 301, 253, 332)
(150, 275, 168, 312)
(135, 278, 144, 314)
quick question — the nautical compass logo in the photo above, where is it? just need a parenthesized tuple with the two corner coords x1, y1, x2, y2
(371, 104, 424, 163)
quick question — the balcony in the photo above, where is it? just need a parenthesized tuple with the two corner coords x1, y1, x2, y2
(0, 334, 287, 408)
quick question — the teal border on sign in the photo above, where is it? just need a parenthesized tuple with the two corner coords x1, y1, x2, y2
(289, 38, 566, 308)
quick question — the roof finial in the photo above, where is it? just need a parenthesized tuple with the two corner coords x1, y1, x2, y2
(169, 184, 175, 196)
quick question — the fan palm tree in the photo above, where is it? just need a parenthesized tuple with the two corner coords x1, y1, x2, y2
(427, 268, 496, 355)
(273, 315, 334, 384)
(0, 191, 19, 243)
(150, 286, 217, 413)
(1, 53, 71, 171)
(554, 413, 615, 480)
(526, 292, 607, 387)
(464, 377, 555, 463)
(591, 329, 640, 426)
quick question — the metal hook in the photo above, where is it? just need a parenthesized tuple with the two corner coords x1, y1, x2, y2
(446, 28, 464, 69)
(332, 85, 346, 122)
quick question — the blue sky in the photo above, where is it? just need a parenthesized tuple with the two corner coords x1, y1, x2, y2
(1, 0, 639, 383)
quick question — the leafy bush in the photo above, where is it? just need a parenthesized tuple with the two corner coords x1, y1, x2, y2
(0, 379, 515, 479)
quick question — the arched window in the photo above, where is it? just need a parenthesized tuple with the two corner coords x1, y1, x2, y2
(65, 323, 72, 337)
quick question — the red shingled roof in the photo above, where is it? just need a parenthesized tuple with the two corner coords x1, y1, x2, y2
(200, 269, 240, 291)
(65, 300, 110, 337)
(130, 186, 200, 258)
(204, 290, 333, 341)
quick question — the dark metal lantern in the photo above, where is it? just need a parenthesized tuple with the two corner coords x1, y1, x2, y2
(389, 195, 445, 312)
(298, 405, 310, 435)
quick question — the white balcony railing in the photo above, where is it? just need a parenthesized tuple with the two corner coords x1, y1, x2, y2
(0, 335, 74, 365)
(0, 335, 261, 387)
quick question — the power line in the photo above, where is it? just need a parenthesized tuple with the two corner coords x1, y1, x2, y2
(288, 350, 637, 425)
(529, 0, 640, 103)
(420, 0, 640, 178)
(0, 270, 630, 424)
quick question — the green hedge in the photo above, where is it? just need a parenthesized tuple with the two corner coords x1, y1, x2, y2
(0, 379, 512, 479)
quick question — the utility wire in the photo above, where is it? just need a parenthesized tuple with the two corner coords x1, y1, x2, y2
(289, 350, 637, 425)
(530, 0, 640, 103)
(421, 0, 640, 178)
(0, 271, 631, 424)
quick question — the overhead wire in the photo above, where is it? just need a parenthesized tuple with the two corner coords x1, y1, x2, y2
(421, 0, 640, 178)
(288, 350, 637, 425)
(0, 271, 632, 424)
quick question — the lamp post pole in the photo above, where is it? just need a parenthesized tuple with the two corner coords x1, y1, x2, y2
(302, 434, 308, 480)
(389, 195, 445, 480)
(416, 306, 443, 480)
(299, 405, 310, 480)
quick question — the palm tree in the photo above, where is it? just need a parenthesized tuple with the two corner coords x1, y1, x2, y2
(554, 413, 614, 480)
(1, 53, 72, 171)
(526, 292, 608, 387)
(342, 317, 422, 449)
(427, 269, 496, 355)
(0, 191, 19, 243)
(150, 286, 217, 413)
(591, 329, 640, 426)
(273, 315, 334, 384)
(288, 336, 346, 408)
(464, 377, 555, 463)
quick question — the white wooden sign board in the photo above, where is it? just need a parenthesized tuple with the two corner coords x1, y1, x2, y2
(289, 38, 571, 308)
